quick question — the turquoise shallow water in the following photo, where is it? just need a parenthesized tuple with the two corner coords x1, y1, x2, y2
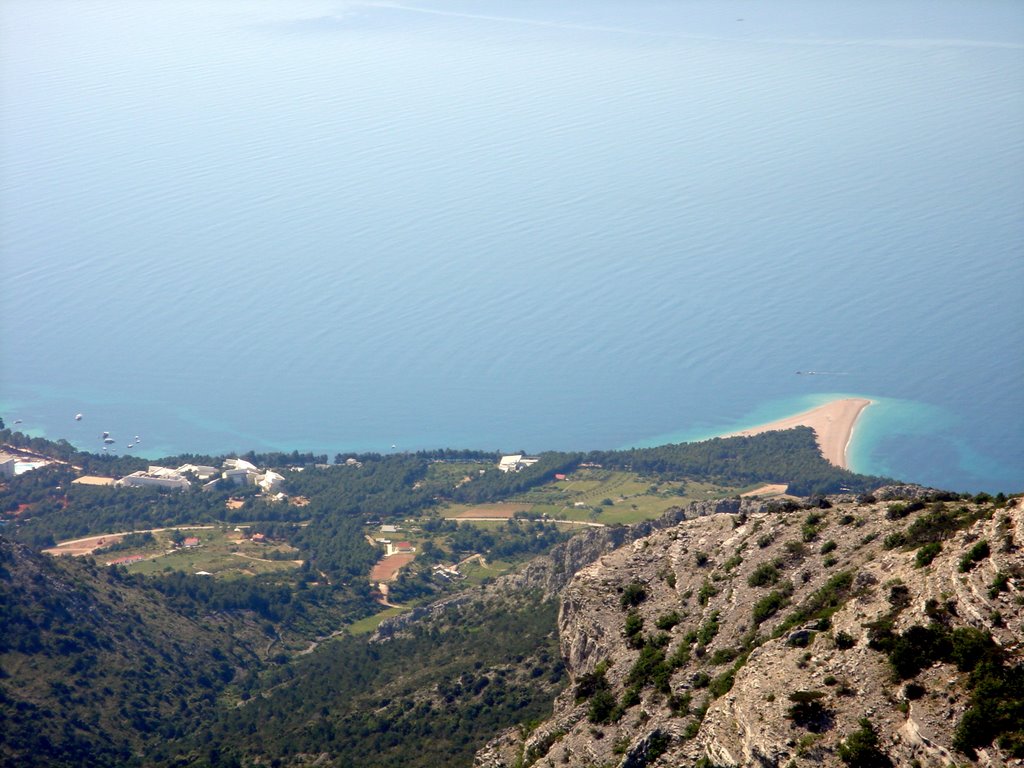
(1, 1, 1022, 492)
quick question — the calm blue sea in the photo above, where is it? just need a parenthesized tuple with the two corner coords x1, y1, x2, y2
(2, 1, 1022, 492)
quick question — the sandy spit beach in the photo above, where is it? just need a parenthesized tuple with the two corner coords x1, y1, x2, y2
(722, 398, 872, 470)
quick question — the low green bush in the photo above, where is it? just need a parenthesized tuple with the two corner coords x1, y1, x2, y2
(914, 542, 941, 567)
(959, 540, 990, 572)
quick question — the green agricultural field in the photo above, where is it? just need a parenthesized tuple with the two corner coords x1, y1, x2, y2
(445, 519, 510, 530)
(437, 471, 742, 527)
(441, 502, 532, 519)
(489, 470, 742, 525)
(556, 469, 647, 501)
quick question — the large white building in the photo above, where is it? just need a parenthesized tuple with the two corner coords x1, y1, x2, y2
(117, 466, 191, 491)
(221, 458, 286, 494)
(223, 458, 260, 486)
(258, 470, 285, 493)
(176, 464, 219, 481)
(497, 454, 540, 473)
(115, 458, 284, 494)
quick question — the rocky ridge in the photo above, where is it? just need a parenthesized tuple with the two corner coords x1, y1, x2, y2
(476, 493, 1023, 768)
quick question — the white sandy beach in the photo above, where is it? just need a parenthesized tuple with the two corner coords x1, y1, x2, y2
(723, 398, 872, 469)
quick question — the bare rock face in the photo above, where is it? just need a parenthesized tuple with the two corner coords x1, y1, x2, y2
(872, 484, 949, 501)
(476, 496, 1024, 768)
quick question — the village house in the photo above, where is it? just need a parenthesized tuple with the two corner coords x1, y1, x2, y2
(384, 540, 415, 556)
(432, 564, 464, 580)
(107, 554, 145, 566)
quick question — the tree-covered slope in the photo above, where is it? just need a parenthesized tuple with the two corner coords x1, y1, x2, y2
(193, 592, 565, 768)
(0, 536, 257, 767)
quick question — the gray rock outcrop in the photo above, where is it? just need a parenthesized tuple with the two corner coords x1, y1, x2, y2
(476, 496, 1023, 768)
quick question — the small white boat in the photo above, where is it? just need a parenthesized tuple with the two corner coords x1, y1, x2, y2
(75, 413, 83, 421)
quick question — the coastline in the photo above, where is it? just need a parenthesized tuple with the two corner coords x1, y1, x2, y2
(721, 397, 873, 470)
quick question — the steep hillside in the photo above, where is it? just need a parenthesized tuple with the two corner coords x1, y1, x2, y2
(193, 590, 565, 768)
(477, 494, 1023, 768)
(0, 536, 259, 767)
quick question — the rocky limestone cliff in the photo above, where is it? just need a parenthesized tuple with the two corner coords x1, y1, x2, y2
(476, 495, 1023, 768)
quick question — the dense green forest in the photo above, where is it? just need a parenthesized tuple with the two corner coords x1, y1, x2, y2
(585, 427, 883, 496)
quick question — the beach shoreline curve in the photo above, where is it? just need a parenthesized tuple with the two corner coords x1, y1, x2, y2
(721, 397, 873, 470)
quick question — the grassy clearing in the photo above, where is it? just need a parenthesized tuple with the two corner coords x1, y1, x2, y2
(460, 557, 514, 585)
(129, 547, 298, 577)
(425, 461, 491, 488)
(348, 605, 408, 635)
(115, 527, 301, 578)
